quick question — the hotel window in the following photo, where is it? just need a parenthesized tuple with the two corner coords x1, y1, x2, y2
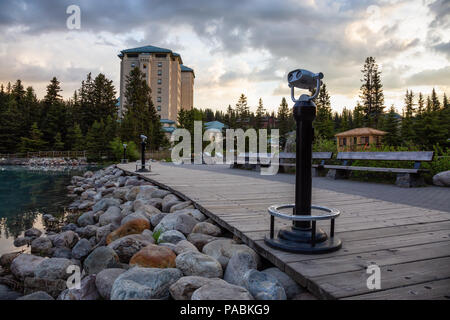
(157, 88, 162, 94)
(158, 79, 162, 84)
(158, 62, 162, 67)
(143, 64, 147, 69)
(157, 106, 161, 111)
(131, 63, 136, 68)
(158, 69, 162, 76)
(157, 97, 162, 102)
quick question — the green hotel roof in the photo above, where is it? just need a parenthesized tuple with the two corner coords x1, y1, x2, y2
(118, 45, 182, 63)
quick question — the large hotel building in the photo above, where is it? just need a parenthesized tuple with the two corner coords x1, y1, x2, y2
(118, 45, 194, 126)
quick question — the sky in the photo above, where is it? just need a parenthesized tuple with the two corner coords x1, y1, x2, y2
(0, 0, 449, 114)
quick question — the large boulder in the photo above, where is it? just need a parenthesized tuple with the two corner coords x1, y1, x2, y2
(161, 194, 181, 212)
(0, 284, 22, 300)
(191, 282, 254, 300)
(174, 240, 199, 255)
(129, 244, 176, 268)
(107, 219, 150, 244)
(96, 224, 115, 243)
(95, 268, 126, 300)
(154, 212, 198, 235)
(120, 212, 149, 226)
(76, 225, 98, 239)
(107, 234, 154, 263)
(187, 233, 218, 251)
(31, 237, 53, 256)
(175, 251, 222, 278)
(111, 267, 183, 300)
(84, 247, 121, 275)
(158, 230, 186, 244)
(13, 236, 32, 247)
(261, 267, 304, 299)
(113, 187, 129, 201)
(192, 222, 221, 236)
(242, 269, 287, 300)
(52, 247, 72, 259)
(24, 227, 42, 239)
(0, 251, 21, 269)
(433, 170, 450, 187)
(174, 208, 207, 222)
(151, 189, 171, 199)
(10, 254, 45, 280)
(52, 231, 79, 249)
(34, 258, 73, 280)
(17, 291, 54, 300)
(223, 251, 259, 286)
(169, 201, 193, 213)
(71, 238, 93, 260)
(169, 276, 227, 300)
(77, 211, 95, 227)
(136, 186, 158, 200)
(149, 213, 167, 228)
(125, 186, 140, 201)
(92, 198, 121, 213)
(58, 275, 100, 300)
(202, 239, 260, 269)
(99, 206, 122, 227)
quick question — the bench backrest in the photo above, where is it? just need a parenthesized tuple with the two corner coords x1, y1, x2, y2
(279, 152, 333, 160)
(336, 151, 434, 162)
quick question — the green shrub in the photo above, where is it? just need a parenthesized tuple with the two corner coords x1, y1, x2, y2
(109, 138, 140, 162)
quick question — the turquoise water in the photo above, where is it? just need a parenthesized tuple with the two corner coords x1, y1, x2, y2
(0, 165, 96, 255)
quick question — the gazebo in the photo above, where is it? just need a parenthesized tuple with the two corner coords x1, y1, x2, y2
(335, 127, 387, 151)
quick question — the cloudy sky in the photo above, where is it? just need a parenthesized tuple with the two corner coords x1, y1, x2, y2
(0, 0, 449, 113)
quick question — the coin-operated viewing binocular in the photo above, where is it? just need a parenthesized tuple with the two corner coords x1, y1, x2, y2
(288, 69, 323, 102)
(140, 134, 148, 142)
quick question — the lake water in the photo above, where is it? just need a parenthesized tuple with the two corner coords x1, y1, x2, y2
(0, 165, 97, 256)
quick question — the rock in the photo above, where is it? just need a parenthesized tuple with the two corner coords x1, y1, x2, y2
(140, 204, 162, 216)
(223, 251, 259, 286)
(52, 247, 72, 259)
(62, 223, 78, 232)
(158, 230, 186, 244)
(0, 284, 22, 300)
(120, 212, 150, 226)
(53, 231, 79, 249)
(175, 208, 207, 222)
(96, 224, 115, 242)
(31, 237, 53, 256)
(191, 282, 253, 300)
(24, 227, 42, 239)
(192, 222, 222, 237)
(99, 206, 122, 226)
(84, 171, 93, 178)
(95, 268, 126, 300)
(261, 267, 303, 299)
(17, 291, 54, 300)
(146, 198, 163, 210)
(243, 269, 286, 300)
(161, 194, 182, 213)
(111, 267, 182, 300)
(107, 219, 150, 244)
(77, 211, 95, 227)
(23, 276, 67, 298)
(84, 247, 121, 275)
(175, 251, 222, 278)
(203, 239, 260, 269)
(0, 252, 21, 269)
(78, 200, 94, 210)
(76, 225, 98, 239)
(34, 258, 73, 280)
(113, 187, 129, 200)
(154, 212, 198, 235)
(159, 242, 177, 252)
(169, 276, 227, 300)
(58, 275, 100, 300)
(73, 187, 84, 195)
(151, 189, 171, 199)
(174, 240, 199, 255)
(136, 186, 158, 200)
(125, 186, 140, 201)
(129, 244, 176, 268)
(71, 238, 92, 260)
(10, 254, 45, 280)
(187, 233, 217, 251)
(141, 229, 154, 241)
(13, 236, 31, 247)
(149, 213, 167, 228)
(92, 198, 121, 213)
(169, 201, 193, 213)
(433, 170, 450, 187)
(107, 234, 154, 263)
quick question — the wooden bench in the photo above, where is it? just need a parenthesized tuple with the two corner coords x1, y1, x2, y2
(324, 151, 434, 187)
(231, 152, 333, 175)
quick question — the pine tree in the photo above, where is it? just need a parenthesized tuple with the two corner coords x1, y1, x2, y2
(382, 106, 400, 146)
(41, 77, 65, 146)
(235, 94, 249, 122)
(352, 103, 364, 128)
(53, 132, 65, 151)
(255, 98, 266, 130)
(86, 120, 107, 161)
(314, 83, 334, 139)
(360, 57, 385, 127)
(400, 90, 415, 144)
(277, 97, 292, 146)
(339, 108, 350, 132)
(19, 122, 46, 152)
(430, 88, 441, 112)
(66, 123, 84, 151)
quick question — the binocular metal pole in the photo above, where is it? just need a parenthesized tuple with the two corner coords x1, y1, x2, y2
(264, 98, 342, 253)
(136, 140, 150, 172)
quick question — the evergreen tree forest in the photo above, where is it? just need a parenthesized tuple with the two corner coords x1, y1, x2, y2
(0, 68, 165, 161)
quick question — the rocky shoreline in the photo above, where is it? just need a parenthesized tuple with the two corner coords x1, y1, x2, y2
(0, 157, 88, 167)
(0, 164, 312, 300)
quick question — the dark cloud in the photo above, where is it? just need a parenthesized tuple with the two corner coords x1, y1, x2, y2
(406, 66, 450, 86)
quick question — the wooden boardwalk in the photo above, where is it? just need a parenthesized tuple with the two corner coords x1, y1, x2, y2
(118, 162, 450, 300)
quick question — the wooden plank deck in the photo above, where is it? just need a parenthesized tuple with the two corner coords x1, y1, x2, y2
(118, 162, 450, 300)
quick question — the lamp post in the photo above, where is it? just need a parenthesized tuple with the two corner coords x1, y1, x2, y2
(136, 134, 150, 172)
(121, 143, 127, 164)
(264, 69, 342, 253)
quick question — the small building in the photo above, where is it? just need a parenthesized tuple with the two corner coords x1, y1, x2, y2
(335, 127, 387, 151)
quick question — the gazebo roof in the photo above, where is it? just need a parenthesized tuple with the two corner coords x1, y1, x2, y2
(335, 127, 387, 137)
